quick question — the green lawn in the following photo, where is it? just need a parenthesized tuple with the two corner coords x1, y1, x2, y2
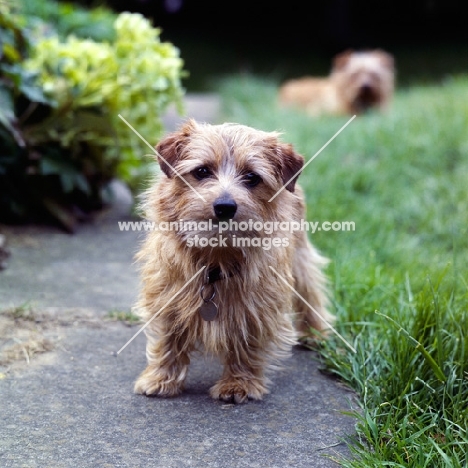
(216, 75, 468, 466)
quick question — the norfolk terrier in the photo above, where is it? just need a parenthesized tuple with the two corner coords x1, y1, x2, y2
(279, 49, 395, 116)
(133, 119, 334, 403)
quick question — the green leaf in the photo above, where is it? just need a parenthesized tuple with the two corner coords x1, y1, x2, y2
(40, 154, 90, 194)
(0, 83, 25, 146)
(0, 85, 15, 128)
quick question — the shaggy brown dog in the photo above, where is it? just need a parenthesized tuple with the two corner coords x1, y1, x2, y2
(279, 49, 395, 116)
(133, 119, 334, 403)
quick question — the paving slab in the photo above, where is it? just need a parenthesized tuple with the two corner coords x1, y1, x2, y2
(0, 94, 358, 467)
(1, 321, 357, 468)
(0, 220, 140, 312)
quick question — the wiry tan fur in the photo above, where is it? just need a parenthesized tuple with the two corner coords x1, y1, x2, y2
(279, 49, 395, 117)
(133, 119, 334, 403)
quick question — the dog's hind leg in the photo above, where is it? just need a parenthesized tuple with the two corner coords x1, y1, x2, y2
(292, 232, 335, 339)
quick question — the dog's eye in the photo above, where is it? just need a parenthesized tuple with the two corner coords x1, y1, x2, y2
(243, 172, 262, 188)
(192, 166, 212, 180)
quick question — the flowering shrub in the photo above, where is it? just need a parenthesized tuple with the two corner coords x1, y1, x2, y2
(26, 12, 186, 185)
(0, 6, 186, 230)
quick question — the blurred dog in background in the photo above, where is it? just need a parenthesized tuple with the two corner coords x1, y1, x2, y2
(279, 49, 395, 117)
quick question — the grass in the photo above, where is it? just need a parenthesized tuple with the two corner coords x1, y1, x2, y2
(2, 303, 35, 320)
(215, 74, 468, 466)
(106, 309, 141, 325)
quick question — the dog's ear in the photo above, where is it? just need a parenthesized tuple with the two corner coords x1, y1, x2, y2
(277, 143, 304, 192)
(155, 119, 197, 177)
(374, 50, 395, 71)
(332, 49, 353, 71)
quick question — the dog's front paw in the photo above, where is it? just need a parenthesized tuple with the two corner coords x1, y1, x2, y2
(134, 367, 184, 397)
(209, 378, 269, 404)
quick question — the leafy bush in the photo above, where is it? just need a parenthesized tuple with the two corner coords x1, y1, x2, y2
(23, 0, 116, 42)
(0, 3, 186, 230)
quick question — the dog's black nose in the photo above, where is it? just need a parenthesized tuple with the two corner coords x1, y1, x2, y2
(213, 197, 237, 220)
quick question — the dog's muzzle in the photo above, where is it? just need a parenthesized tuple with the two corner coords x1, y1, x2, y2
(213, 197, 237, 220)
(359, 84, 378, 101)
